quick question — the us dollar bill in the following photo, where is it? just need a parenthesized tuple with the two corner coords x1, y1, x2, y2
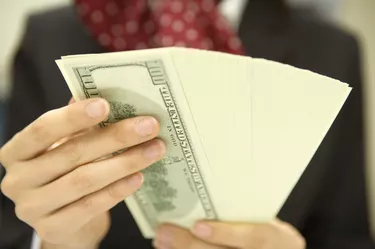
(57, 56, 217, 238)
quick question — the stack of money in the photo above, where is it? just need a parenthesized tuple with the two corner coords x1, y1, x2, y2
(56, 47, 351, 238)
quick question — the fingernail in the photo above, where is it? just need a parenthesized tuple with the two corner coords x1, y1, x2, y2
(143, 141, 165, 160)
(127, 173, 144, 188)
(191, 223, 212, 238)
(85, 99, 108, 118)
(156, 228, 172, 246)
(135, 117, 158, 136)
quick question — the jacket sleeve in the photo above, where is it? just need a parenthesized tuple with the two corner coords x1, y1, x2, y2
(303, 36, 375, 249)
(0, 16, 48, 249)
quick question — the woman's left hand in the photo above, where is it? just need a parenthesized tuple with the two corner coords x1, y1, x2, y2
(154, 219, 306, 249)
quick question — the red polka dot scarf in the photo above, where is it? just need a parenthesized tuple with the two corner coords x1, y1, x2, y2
(74, 0, 245, 55)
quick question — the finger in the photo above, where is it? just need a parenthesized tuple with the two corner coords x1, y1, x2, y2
(33, 172, 143, 243)
(22, 139, 165, 220)
(191, 221, 275, 248)
(25, 116, 160, 187)
(68, 97, 76, 105)
(0, 98, 109, 166)
(155, 224, 226, 249)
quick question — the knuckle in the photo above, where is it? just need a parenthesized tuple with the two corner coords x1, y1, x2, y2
(0, 147, 7, 165)
(28, 113, 52, 143)
(14, 203, 29, 222)
(245, 228, 268, 249)
(69, 168, 95, 192)
(119, 154, 143, 175)
(14, 194, 40, 222)
(0, 174, 18, 197)
(60, 138, 83, 165)
(79, 195, 96, 213)
(0, 131, 22, 165)
(64, 107, 90, 132)
(107, 182, 125, 199)
(65, 107, 81, 126)
(112, 121, 132, 145)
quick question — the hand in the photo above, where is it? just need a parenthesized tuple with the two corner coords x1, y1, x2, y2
(154, 219, 306, 249)
(0, 98, 166, 249)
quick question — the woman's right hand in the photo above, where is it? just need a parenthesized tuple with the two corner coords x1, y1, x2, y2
(0, 98, 166, 249)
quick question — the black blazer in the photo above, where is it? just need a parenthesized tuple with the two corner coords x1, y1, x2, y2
(1, 1, 374, 248)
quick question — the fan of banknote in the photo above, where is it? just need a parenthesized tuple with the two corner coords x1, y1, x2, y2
(56, 47, 351, 238)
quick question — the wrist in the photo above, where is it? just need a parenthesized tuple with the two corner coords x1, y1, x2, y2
(41, 241, 99, 249)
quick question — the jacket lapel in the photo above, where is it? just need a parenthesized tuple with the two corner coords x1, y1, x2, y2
(238, 0, 292, 63)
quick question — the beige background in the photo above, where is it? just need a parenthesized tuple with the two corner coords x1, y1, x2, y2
(0, 0, 69, 98)
(0, 0, 374, 237)
(339, 0, 375, 237)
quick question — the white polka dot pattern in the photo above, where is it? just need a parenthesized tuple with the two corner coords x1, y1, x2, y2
(175, 41, 186, 47)
(171, 1, 184, 13)
(186, 29, 198, 41)
(74, 0, 245, 54)
(202, 0, 214, 12)
(144, 21, 156, 34)
(91, 10, 103, 23)
(111, 24, 124, 36)
(160, 14, 172, 27)
(183, 11, 195, 23)
(114, 37, 127, 49)
(172, 20, 185, 32)
(202, 38, 214, 49)
(98, 33, 111, 46)
(188, 2, 199, 13)
(162, 36, 174, 46)
(105, 2, 118, 16)
(136, 42, 148, 49)
(125, 21, 138, 34)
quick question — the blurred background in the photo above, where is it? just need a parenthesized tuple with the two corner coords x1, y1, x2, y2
(0, 0, 374, 236)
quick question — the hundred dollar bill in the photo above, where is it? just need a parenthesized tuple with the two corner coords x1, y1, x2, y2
(56, 50, 218, 238)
